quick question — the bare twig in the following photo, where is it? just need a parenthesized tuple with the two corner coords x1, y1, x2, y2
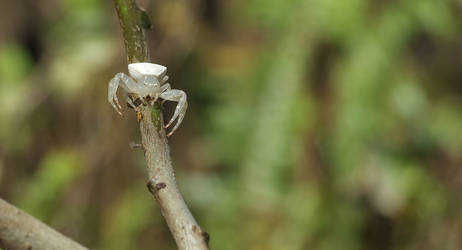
(0, 198, 88, 250)
(112, 1, 209, 249)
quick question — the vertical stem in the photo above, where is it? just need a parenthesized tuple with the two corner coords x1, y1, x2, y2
(113, 0, 150, 63)
(112, 1, 210, 249)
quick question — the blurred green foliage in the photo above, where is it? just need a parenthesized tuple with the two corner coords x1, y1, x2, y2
(19, 150, 82, 221)
(0, 0, 462, 249)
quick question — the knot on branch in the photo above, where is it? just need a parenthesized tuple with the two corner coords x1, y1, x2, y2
(192, 225, 210, 248)
(146, 178, 167, 201)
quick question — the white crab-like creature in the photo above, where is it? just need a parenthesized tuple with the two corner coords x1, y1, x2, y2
(108, 62, 187, 136)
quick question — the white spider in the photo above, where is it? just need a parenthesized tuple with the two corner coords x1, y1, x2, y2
(108, 62, 187, 136)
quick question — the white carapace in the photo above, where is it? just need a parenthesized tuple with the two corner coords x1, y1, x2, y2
(108, 62, 187, 136)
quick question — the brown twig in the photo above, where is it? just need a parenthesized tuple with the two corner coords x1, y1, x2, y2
(112, 0, 209, 249)
(0, 198, 88, 250)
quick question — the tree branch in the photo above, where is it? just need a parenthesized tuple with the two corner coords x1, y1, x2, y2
(0, 198, 88, 250)
(112, 1, 209, 249)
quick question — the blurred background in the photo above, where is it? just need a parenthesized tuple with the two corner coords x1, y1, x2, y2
(0, 0, 462, 249)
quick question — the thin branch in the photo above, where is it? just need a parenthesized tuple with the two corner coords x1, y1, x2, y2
(0, 198, 88, 250)
(112, 1, 210, 249)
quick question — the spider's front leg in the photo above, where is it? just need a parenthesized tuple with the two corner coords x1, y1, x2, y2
(159, 84, 187, 136)
(108, 73, 139, 115)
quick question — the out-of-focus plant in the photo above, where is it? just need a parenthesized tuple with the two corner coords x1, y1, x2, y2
(100, 183, 155, 250)
(18, 149, 82, 221)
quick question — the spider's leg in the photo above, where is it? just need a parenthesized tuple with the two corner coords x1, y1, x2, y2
(159, 89, 187, 136)
(126, 96, 137, 109)
(108, 73, 138, 115)
(160, 83, 171, 92)
(108, 73, 123, 115)
(159, 83, 171, 104)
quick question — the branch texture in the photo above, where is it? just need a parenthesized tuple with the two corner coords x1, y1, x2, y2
(0, 198, 88, 250)
(112, 1, 209, 249)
